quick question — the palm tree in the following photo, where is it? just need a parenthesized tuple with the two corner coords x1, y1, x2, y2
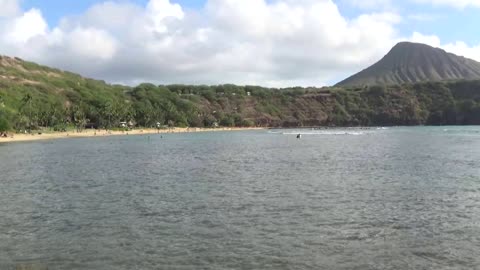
(73, 107, 88, 132)
(21, 94, 33, 132)
(102, 102, 116, 129)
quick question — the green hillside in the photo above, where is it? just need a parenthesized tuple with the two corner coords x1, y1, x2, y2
(1, 55, 480, 133)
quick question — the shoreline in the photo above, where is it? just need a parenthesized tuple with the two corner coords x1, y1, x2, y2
(0, 127, 264, 144)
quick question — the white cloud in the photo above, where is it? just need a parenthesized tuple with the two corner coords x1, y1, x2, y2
(411, 0, 480, 8)
(342, 0, 480, 10)
(57, 27, 117, 60)
(443, 42, 480, 61)
(407, 13, 441, 21)
(3, 8, 47, 44)
(345, 0, 394, 10)
(146, 0, 184, 34)
(410, 31, 441, 47)
(0, 0, 405, 86)
(409, 32, 480, 62)
(0, 0, 19, 17)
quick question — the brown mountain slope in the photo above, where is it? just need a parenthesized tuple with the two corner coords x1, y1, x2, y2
(336, 42, 480, 87)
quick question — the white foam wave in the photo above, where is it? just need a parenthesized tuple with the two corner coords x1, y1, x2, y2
(281, 131, 365, 136)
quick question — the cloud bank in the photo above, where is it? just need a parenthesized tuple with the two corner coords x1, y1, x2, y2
(0, 0, 478, 86)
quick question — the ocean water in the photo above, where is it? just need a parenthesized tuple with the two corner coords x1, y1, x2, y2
(0, 127, 479, 270)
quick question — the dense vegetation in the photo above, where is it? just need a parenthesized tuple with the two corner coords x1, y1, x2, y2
(0, 55, 480, 133)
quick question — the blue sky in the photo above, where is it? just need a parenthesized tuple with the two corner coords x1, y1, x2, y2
(2, 0, 480, 86)
(335, 1, 480, 45)
(22, 0, 201, 24)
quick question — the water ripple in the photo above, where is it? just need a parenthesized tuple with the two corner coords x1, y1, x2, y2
(0, 127, 479, 269)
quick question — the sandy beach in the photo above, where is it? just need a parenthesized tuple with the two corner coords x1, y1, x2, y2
(0, 127, 263, 144)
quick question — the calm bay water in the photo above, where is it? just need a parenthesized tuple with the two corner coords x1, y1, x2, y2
(0, 127, 479, 270)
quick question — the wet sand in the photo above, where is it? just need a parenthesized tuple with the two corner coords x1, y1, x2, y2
(0, 127, 263, 144)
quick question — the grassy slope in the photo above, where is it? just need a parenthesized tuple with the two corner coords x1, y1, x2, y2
(0, 56, 126, 114)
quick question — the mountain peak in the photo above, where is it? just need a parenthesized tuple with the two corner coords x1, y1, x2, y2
(393, 41, 432, 48)
(336, 42, 480, 87)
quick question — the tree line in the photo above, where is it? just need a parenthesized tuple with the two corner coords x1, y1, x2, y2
(0, 83, 267, 133)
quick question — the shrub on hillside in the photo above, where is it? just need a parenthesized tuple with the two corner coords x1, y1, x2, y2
(0, 117, 11, 132)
